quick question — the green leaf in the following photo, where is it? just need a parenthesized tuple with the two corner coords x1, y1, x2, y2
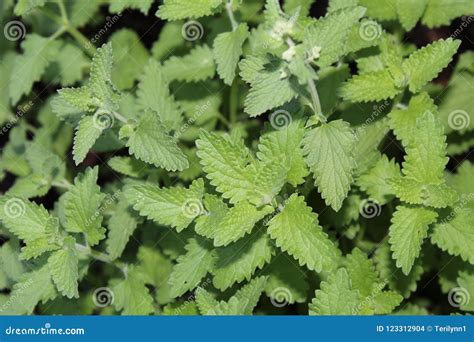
(88, 43, 120, 112)
(4, 265, 56, 315)
(14, 0, 45, 15)
(0, 197, 61, 259)
(168, 238, 216, 298)
(267, 194, 341, 272)
(73, 115, 103, 165)
(196, 276, 267, 315)
(106, 197, 139, 260)
(107, 156, 147, 178)
(244, 67, 300, 117)
(48, 236, 79, 299)
(304, 6, 366, 67)
(109, 29, 150, 90)
(357, 155, 400, 205)
(121, 110, 188, 171)
(345, 248, 403, 314)
(137, 59, 182, 131)
(162, 45, 216, 82)
(257, 120, 309, 186)
(432, 209, 474, 265)
(303, 120, 356, 211)
(213, 201, 273, 247)
(125, 178, 204, 232)
(374, 242, 425, 298)
(212, 229, 274, 290)
(157, 0, 223, 20)
(422, 0, 474, 28)
(396, 0, 428, 31)
(264, 255, 310, 304)
(214, 24, 249, 85)
(195, 194, 228, 239)
(309, 268, 359, 315)
(111, 266, 154, 315)
(9, 34, 61, 105)
(340, 70, 400, 103)
(402, 39, 460, 93)
(389, 206, 438, 275)
(63, 167, 106, 246)
(389, 92, 438, 147)
(196, 130, 253, 203)
(109, 0, 153, 15)
(401, 111, 448, 184)
(457, 271, 474, 311)
(359, 0, 398, 20)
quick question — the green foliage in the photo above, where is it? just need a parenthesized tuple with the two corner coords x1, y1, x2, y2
(0, 0, 472, 317)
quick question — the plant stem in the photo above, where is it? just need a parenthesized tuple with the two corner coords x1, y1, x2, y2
(40, 7, 95, 57)
(112, 111, 129, 124)
(218, 113, 232, 129)
(225, 0, 238, 31)
(51, 179, 72, 190)
(229, 80, 238, 124)
(75, 243, 127, 275)
(307, 77, 326, 123)
(49, 26, 67, 41)
(56, 0, 68, 24)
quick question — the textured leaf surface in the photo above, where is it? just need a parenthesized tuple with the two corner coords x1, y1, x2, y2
(267, 194, 340, 272)
(168, 238, 216, 298)
(212, 229, 274, 290)
(63, 167, 106, 246)
(162, 45, 216, 82)
(0, 197, 61, 259)
(389, 206, 438, 275)
(111, 267, 154, 315)
(402, 39, 460, 93)
(9, 34, 61, 104)
(48, 237, 79, 299)
(432, 209, 474, 265)
(137, 59, 182, 131)
(125, 179, 204, 232)
(122, 111, 188, 171)
(340, 70, 399, 102)
(214, 24, 249, 85)
(309, 268, 359, 315)
(157, 0, 223, 19)
(303, 120, 356, 211)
